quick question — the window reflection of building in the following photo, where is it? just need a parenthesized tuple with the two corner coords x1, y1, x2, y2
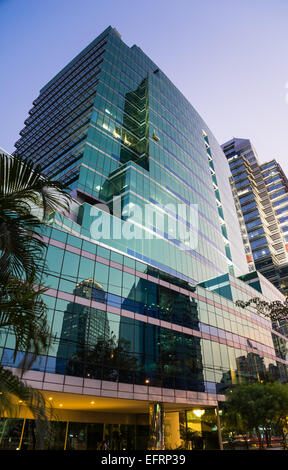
(119, 78, 149, 170)
(56, 278, 109, 375)
(236, 352, 266, 382)
(119, 268, 205, 391)
(217, 347, 288, 394)
(100, 78, 149, 204)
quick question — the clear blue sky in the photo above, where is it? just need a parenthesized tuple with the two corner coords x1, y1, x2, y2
(1, 0, 288, 172)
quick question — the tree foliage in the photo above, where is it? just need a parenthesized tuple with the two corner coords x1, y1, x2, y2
(236, 297, 288, 322)
(222, 382, 288, 449)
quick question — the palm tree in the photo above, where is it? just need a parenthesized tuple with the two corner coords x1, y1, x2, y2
(0, 150, 71, 448)
(0, 150, 70, 283)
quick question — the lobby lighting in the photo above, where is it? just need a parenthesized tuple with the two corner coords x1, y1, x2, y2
(193, 409, 205, 418)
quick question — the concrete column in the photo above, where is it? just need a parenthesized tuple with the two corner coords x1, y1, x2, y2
(165, 412, 181, 449)
(148, 403, 165, 450)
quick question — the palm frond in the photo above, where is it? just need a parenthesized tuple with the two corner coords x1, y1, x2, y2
(0, 152, 71, 283)
(0, 153, 71, 218)
(0, 213, 46, 283)
(0, 277, 51, 367)
(0, 366, 54, 449)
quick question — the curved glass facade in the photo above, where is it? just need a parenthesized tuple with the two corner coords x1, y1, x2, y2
(4, 26, 288, 450)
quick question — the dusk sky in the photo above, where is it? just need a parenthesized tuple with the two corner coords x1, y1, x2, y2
(1, 0, 288, 172)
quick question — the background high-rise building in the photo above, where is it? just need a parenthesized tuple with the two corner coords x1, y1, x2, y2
(1, 28, 288, 450)
(222, 137, 288, 293)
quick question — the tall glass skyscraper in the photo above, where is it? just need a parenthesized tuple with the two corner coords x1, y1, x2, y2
(222, 137, 288, 293)
(14, 26, 248, 284)
(1, 27, 288, 450)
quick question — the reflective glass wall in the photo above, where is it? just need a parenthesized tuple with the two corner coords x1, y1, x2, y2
(1, 225, 287, 395)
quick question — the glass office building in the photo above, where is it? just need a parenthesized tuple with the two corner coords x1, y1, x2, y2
(1, 27, 288, 450)
(222, 137, 288, 293)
